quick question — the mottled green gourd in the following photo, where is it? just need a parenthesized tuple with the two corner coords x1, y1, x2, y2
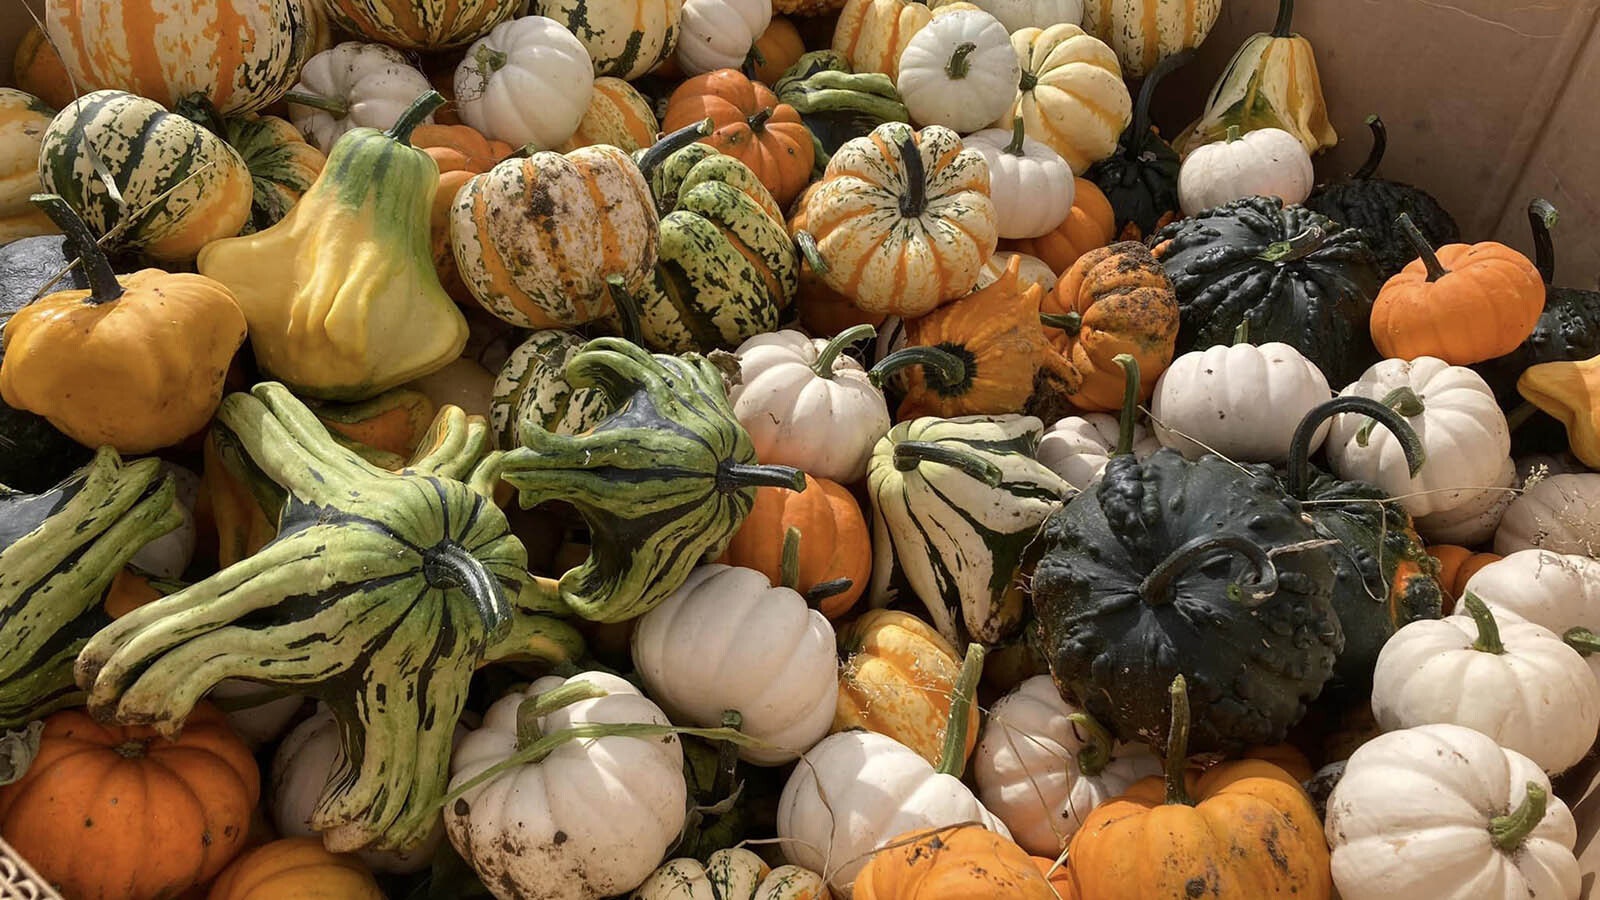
(0, 449, 181, 728)
(501, 337, 806, 623)
(773, 51, 910, 168)
(490, 329, 613, 449)
(74, 383, 578, 854)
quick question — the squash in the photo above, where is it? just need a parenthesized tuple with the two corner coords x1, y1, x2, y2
(773, 50, 910, 164)
(412, 123, 510, 302)
(835, 609, 978, 767)
(207, 838, 385, 900)
(853, 825, 1058, 900)
(1415, 456, 1518, 548)
(454, 16, 595, 151)
(1516, 355, 1600, 469)
(533, 0, 681, 79)
(1465, 549, 1600, 681)
(637, 849, 826, 900)
(990, 250, 1057, 291)
(1430, 544, 1503, 609)
(11, 26, 76, 111)
(832, 0, 934, 80)
(1304, 116, 1459, 280)
(305, 388, 438, 468)
(287, 42, 435, 154)
(663, 69, 814, 209)
(721, 477, 872, 619)
(327, 0, 518, 50)
(970, 0, 1082, 31)
(39, 90, 253, 262)
(1082, 0, 1218, 78)
(868, 415, 1071, 645)
(200, 93, 468, 401)
(1325, 723, 1579, 900)
(557, 77, 661, 153)
(801, 121, 997, 317)
(0, 90, 56, 245)
(45, 0, 312, 114)
(1178, 126, 1314, 216)
(1084, 51, 1184, 241)
(753, 17, 807, 84)
(964, 119, 1074, 240)
(1371, 215, 1545, 366)
(1, 196, 247, 453)
(1153, 196, 1385, 387)
(220, 112, 326, 234)
(1003, 25, 1128, 175)
(445, 672, 688, 900)
(1496, 473, 1600, 557)
(1035, 368, 1160, 491)
(491, 330, 612, 449)
(0, 704, 259, 900)
(896, 8, 1020, 134)
(999, 177, 1115, 274)
(677, 0, 773, 76)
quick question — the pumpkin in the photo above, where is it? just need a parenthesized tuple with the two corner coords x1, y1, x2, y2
(635, 849, 828, 900)
(999, 177, 1115, 274)
(753, 17, 807, 84)
(220, 112, 326, 234)
(308, 388, 440, 466)
(1084, 50, 1184, 241)
(1153, 196, 1385, 387)
(287, 42, 434, 154)
(413, 122, 510, 301)
(328, 0, 518, 50)
(45, 0, 312, 114)
(969, 0, 1082, 31)
(1178, 126, 1314, 217)
(896, 9, 1020, 134)
(1035, 363, 1160, 491)
(835, 609, 979, 767)
(1, 196, 247, 453)
(801, 121, 997, 317)
(1082, 0, 1218, 77)
(831, 0, 933, 80)
(0, 704, 259, 900)
(1304, 115, 1459, 280)
(1495, 473, 1600, 557)
(663, 70, 813, 209)
(454, 16, 596, 150)
(1416, 455, 1518, 548)
(207, 680, 306, 749)
(965, 119, 1074, 240)
(773, 50, 911, 164)
(853, 825, 1059, 900)
(677, 0, 773, 75)
(1430, 544, 1503, 608)
(532, 0, 680, 79)
(39, 90, 253, 262)
(721, 477, 872, 619)
(1465, 549, 1600, 680)
(1003, 25, 1128, 176)
(0, 90, 56, 245)
(490, 330, 612, 448)
(207, 838, 385, 900)
(1517, 355, 1600, 469)
(1150, 334, 1331, 464)
(557, 77, 661, 153)
(1065, 677, 1332, 898)
(11, 26, 76, 111)
(990, 251, 1057, 292)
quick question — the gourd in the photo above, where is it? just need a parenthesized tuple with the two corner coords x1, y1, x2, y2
(1465, 549, 1600, 680)
(835, 609, 978, 767)
(999, 177, 1116, 274)
(1325, 723, 1580, 900)
(199, 92, 469, 401)
(752, 17, 807, 84)
(1035, 369, 1160, 491)
(964, 119, 1074, 240)
(853, 825, 1059, 900)
(411, 122, 510, 302)
(1415, 455, 1518, 548)
(0, 90, 56, 245)
(970, 0, 1081, 32)
(662, 70, 814, 209)
(1152, 196, 1385, 387)
(39, 90, 253, 262)
(1517, 355, 1600, 468)
(491, 330, 612, 449)
(1084, 49, 1185, 240)
(0, 704, 259, 900)
(721, 478, 872, 619)
(1003, 25, 1129, 175)
(1, 196, 248, 453)
(1431, 544, 1503, 608)
(831, 0, 934, 80)
(287, 42, 434, 154)
(634, 849, 827, 900)
(1177, 126, 1314, 216)
(444, 672, 688, 900)
(677, 0, 773, 76)
(869, 415, 1071, 645)
(557, 77, 661, 153)
(772, 51, 910, 163)
(129, 462, 198, 578)
(896, 9, 1020, 134)
(532, 0, 681, 79)
(327, 0, 518, 50)
(220, 112, 327, 234)
(1082, 0, 1219, 78)
(207, 838, 385, 900)
(1496, 473, 1600, 557)
(45, 0, 312, 114)
(454, 17, 596, 151)
(1370, 215, 1545, 366)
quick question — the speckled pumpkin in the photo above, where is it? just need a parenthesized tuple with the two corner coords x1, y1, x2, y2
(834, 608, 980, 768)
(1041, 241, 1178, 412)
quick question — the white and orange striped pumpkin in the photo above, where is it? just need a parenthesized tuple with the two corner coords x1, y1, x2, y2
(326, 0, 520, 50)
(1081, 0, 1220, 78)
(557, 77, 661, 153)
(1004, 24, 1129, 175)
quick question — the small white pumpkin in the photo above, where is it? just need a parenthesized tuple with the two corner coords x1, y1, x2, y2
(1328, 357, 1511, 519)
(1465, 549, 1600, 680)
(1414, 455, 1517, 546)
(962, 119, 1074, 239)
(1150, 339, 1330, 464)
(455, 16, 596, 150)
(129, 462, 199, 579)
(988, 251, 1057, 293)
(1177, 126, 1315, 217)
(1325, 723, 1580, 900)
(1496, 473, 1600, 557)
(1370, 595, 1600, 775)
(288, 41, 434, 154)
(207, 681, 305, 749)
(676, 0, 773, 76)
(1036, 413, 1159, 490)
(446, 672, 687, 900)
(965, 0, 1083, 33)
(633, 848, 826, 900)
(972, 675, 1160, 855)
(896, 9, 1021, 135)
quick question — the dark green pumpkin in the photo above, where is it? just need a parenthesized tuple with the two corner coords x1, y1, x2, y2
(773, 51, 909, 171)
(1085, 51, 1187, 242)
(1152, 195, 1384, 387)
(1304, 116, 1459, 280)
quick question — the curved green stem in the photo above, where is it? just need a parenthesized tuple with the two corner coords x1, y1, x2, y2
(1462, 593, 1505, 654)
(1355, 386, 1426, 448)
(385, 91, 444, 145)
(1113, 353, 1141, 457)
(898, 134, 927, 218)
(1528, 198, 1559, 285)
(636, 117, 715, 180)
(1067, 712, 1115, 777)
(30, 194, 122, 305)
(795, 230, 829, 275)
(284, 90, 350, 118)
(421, 541, 511, 645)
(945, 42, 978, 79)
(1398, 213, 1450, 282)
(812, 324, 876, 379)
(717, 461, 807, 493)
(1352, 115, 1387, 180)
(1004, 116, 1027, 155)
(936, 643, 985, 776)
(474, 44, 509, 75)
(892, 441, 1002, 486)
(1565, 626, 1600, 656)
(1163, 675, 1193, 806)
(1040, 312, 1082, 332)
(1272, 0, 1296, 37)
(780, 526, 802, 591)
(1489, 783, 1548, 852)
(805, 578, 854, 606)
(515, 681, 609, 749)
(605, 274, 644, 346)
(712, 709, 743, 800)
(868, 346, 967, 390)
(1257, 225, 1328, 264)
(1141, 533, 1279, 608)
(1287, 396, 1426, 498)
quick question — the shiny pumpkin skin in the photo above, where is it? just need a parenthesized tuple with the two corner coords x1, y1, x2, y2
(532, 0, 682, 79)
(0, 704, 260, 900)
(207, 838, 385, 900)
(1427, 544, 1501, 612)
(853, 826, 1059, 900)
(327, 0, 518, 49)
(834, 609, 980, 768)
(1370, 238, 1545, 366)
(754, 16, 808, 84)
(721, 477, 872, 619)
(1000, 177, 1116, 275)
(557, 77, 661, 153)
(663, 69, 815, 209)
(1041, 241, 1178, 412)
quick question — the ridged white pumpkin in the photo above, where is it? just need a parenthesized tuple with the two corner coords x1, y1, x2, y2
(1003, 24, 1129, 174)
(676, 0, 773, 76)
(1151, 341, 1331, 464)
(989, 251, 1057, 292)
(1496, 473, 1600, 557)
(1177, 126, 1314, 217)
(288, 42, 433, 154)
(207, 681, 305, 749)
(634, 848, 827, 900)
(1414, 456, 1517, 547)
(1035, 413, 1159, 490)
(963, 121, 1074, 239)
(1465, 549, 1600, 681)
(454, 16, 595, 150)
(896, 9, 1020, 135)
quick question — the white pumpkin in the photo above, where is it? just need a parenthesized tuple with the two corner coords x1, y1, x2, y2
(777, 730, 1010, 897)
(965, 0, 1082, 32)
(1370, 596, 1600, 775)
(1036, 414, 1159, 490)
(288, 41, 434, 154)
(989, 251, 1057, 292)
(1150, 340, 1330, 464)
(1177, 126, 1315, 217)
(972, 675, 1160, 855)
(633, 564, 838, 766)
(1414, 455, 1517, 546)
(129, 462, 199, 579)
(896, 9, 1021, 135)
(962, 120, 1074, 239)
(729, 327, 892, 484)
(1328, 357, 1511, 518)
(446, 672, 687, 900)
(1325, 723, 1579, 900)
(1465, 549, 1600, 680)
(676, 0, 773, 75)
(208, 681, 305, 749)
(455, 16, 595, 150)
(1496, 473, 1600, 557)
(633, 848, 826, 900)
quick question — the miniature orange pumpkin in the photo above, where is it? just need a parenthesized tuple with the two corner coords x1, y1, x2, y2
(12, 25, 77, 111)
(1427, 544, 1502, 611)
(662, 68, 816, 208)
(1042, 240, 1179, 412)
(415, 124, 510, 302)
(753, 16, 807, 84)
(1000, 177, 1117, 275)
(854, 826, 1058, 900)
(835, 609, 980, 768)
(207, 838, 385, 900)
(721, 477, 872, 619)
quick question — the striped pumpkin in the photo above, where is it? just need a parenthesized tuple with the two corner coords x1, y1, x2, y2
(1006, 25, 1130, 175)
(0, 90, 58, 245)
(222, 113, 326, 234)
(39, 90, 254, 261)
(558, 77, 661, 153)
(327, 0, 519, 49)
(11, 26, 77, 111)
(44, 0, 314, 114)
(490, 329, 613, 449)
(1082, 0, 1220, 78)
(532, 0, 683, 79)
(450, 144, 659, 329)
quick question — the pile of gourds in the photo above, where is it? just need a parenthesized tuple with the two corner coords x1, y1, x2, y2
(2, 0, 1599, 898)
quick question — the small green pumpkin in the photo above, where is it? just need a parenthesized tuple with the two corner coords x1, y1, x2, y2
(490, 329, 613, 450)
(773, 50, 909, 169)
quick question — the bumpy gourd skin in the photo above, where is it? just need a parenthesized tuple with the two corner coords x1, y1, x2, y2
(1306, 178, 1459, 281)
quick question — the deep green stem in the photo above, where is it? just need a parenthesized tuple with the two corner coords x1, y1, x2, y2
(712, 709, 743, 800)
(1067, 712, 1115, 777)
(1113, 353, 1141, 456)
(421, 541, 511, 648)
(606, 275, 644, 346)
(1398, 213, 1450, 282)
(1528, 198, 1559, 285)
(284, 90, 349, 118)
(1352, 115, 1387, 180)
(812, 324, 877, 379)
(1019, 69, 1038, 92)
(717, 462, 807, 493)
(892, 441, 1002, 486)
(780, 526, 802, 591)
(636, 117, 715, 180)
(805, 578, 854, 606)
(1272, 0, 1296, 37)
(1164, 676, 1193, 806)
(945, 42, 977, 79)
(936, 643, 986, 776)
(898, 134, 927, 218)
(1489, 783, 1548, 852)
(1040, 312, 1082, 332)
(475, 44, 509, 75)
(1506, 401, 1540, 433)
(1355, 386, 1426, 448)
(868, 346, 967, 390)
(515, 681, 609, 749)
(30, 194, 122, 305)
(1130, 50, 1192, 154)
(1462, 593, 1505, 655)
(1257, 225, 1328, 264)
(1287, 396, 1427, 499)
(1565, 626, 1600, 656)
(795, 230, 829, 275)
(747, 107, 774, 132)
(385, 91, 444, 145)
(1141, 533, 1279, 608)
(1004, 117, 1027, 155)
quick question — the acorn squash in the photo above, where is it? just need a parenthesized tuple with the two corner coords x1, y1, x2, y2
(1084, 51, 1186, 242)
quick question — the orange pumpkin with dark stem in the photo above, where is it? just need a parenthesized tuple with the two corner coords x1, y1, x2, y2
(662, 69, 815, 208)
(1369, 213, 1545, 366)
(853, 825, 1059, 900)
(1000, 177, 1116, 276)
(1428, 544, 1502, 612)
(721, 476, 872, 619)
(0, 704, 259, 900)
(752, 16, 807, 85)
(1042, 241, 1178, 412)
(207, 838, 384, 900)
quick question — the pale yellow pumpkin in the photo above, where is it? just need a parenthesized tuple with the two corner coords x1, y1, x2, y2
(834, 608, 980, 768)
(1005, 25, 1130, 175)
(0, 89, 57, 244)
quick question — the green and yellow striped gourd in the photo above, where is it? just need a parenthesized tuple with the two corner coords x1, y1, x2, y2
(222, 112, 326, 234)
(490, 329, 613, 450)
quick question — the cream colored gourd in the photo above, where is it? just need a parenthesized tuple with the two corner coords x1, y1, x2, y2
(964, 120, 1074, 240)
(676, 0, 773, 75)
(1496, 473, 1600, 557)
(1151, 340, 1331, 464)
(1003, 24, 1129, 174)
(633, 848, 827, 900)
(1036, 413, 1159, 490)
(288, 42, 433, 153)
(454, 16, 595, 150)
(1177, 126, 1314, 217)
(896, 9, 1020, 135)
(1465, 549, 1600, 681)
(968, 0, 1082, 32)
(533, 0, 682, 79)
(1082, 0, 1220, 78)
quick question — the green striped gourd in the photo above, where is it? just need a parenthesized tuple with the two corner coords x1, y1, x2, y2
(38, 90, 254, 262)
(773, 50, 910, 167)
(0, 448, 181, 728)
(75, 383, 577, 853)
(222, 112, 327, 233)
(490, 330, 613, 450)
(501, 337, 806, 622)
(868, 415, 1073, 645)
(531, 0, 683, 79)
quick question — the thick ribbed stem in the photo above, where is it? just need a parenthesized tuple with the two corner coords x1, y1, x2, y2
(1067, 712, 1115, 777)
(1462, 593, 1505, 655)
(892, 441, 1003, 486)
(422, 540, 511, 644)
(515, 681, 608, 749)
(605, 275, 644, 346)
(284, 91, 349, 118)
(1489, 783, 1548, 852)
(945, 42, 978, 79)
(31, 194, 122, 305)
(1257, 225, 1328, 264)
(1113, 354, 1141, 456)
(1352, 115, 1387, 180)
(1040, 312, 1082, 332)
(1354, 386, 1426, 448)
(717, 462, 808, 492)
(795, 230, 829, 275)
(1163, 676, 1193, 806)
(898, 135, 927, 218)
(868, 346, 967, 390)
(1528, 198, 1559, 285)
(1004, 117, 1027, 155)
(1566, 626, 1600, 656)
(1272, 0, 1296, 37)
(636, 118, 715, 180)
(780, 527, 802, 591)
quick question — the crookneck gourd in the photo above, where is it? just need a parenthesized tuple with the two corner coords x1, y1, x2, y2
(1085, 50, 1188, 242)
(501, 337, 806, 624)
(0, 449, 181, 730)
(772, 50, 910, 168)
(74, 383, 577, 854)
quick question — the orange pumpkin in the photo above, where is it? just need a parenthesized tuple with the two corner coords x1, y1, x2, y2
(414, 124, 512, 304)
(0, 704, 259, 900)
(103, 568, 167, 619)
(835, 609, 980, 768)
(752, 16, 807, 85)
(207, 838, 385, 900)
(12, 24, 77, 111)
(1042, 241, 1179, 412)
(662, 69, 815, 208)
(721, 477, 872, 619)
(1242, 743, 1314, 783)
(1033, 857, 1080, 899)
(1369, 214, 1545, 366)
(1427, 544, 1502, 612)
(557, 77, 661, 153)
(853, 826, 1058, 900)
(1000, 178, 1116, 276)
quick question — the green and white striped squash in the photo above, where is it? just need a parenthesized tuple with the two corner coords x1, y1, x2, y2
(38, 90, 254, 262)
(223, 112, 326, 233)
(868, 414, 1073, 646)
(490, 330, 612, 450)
(530, 0, 683, 80)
